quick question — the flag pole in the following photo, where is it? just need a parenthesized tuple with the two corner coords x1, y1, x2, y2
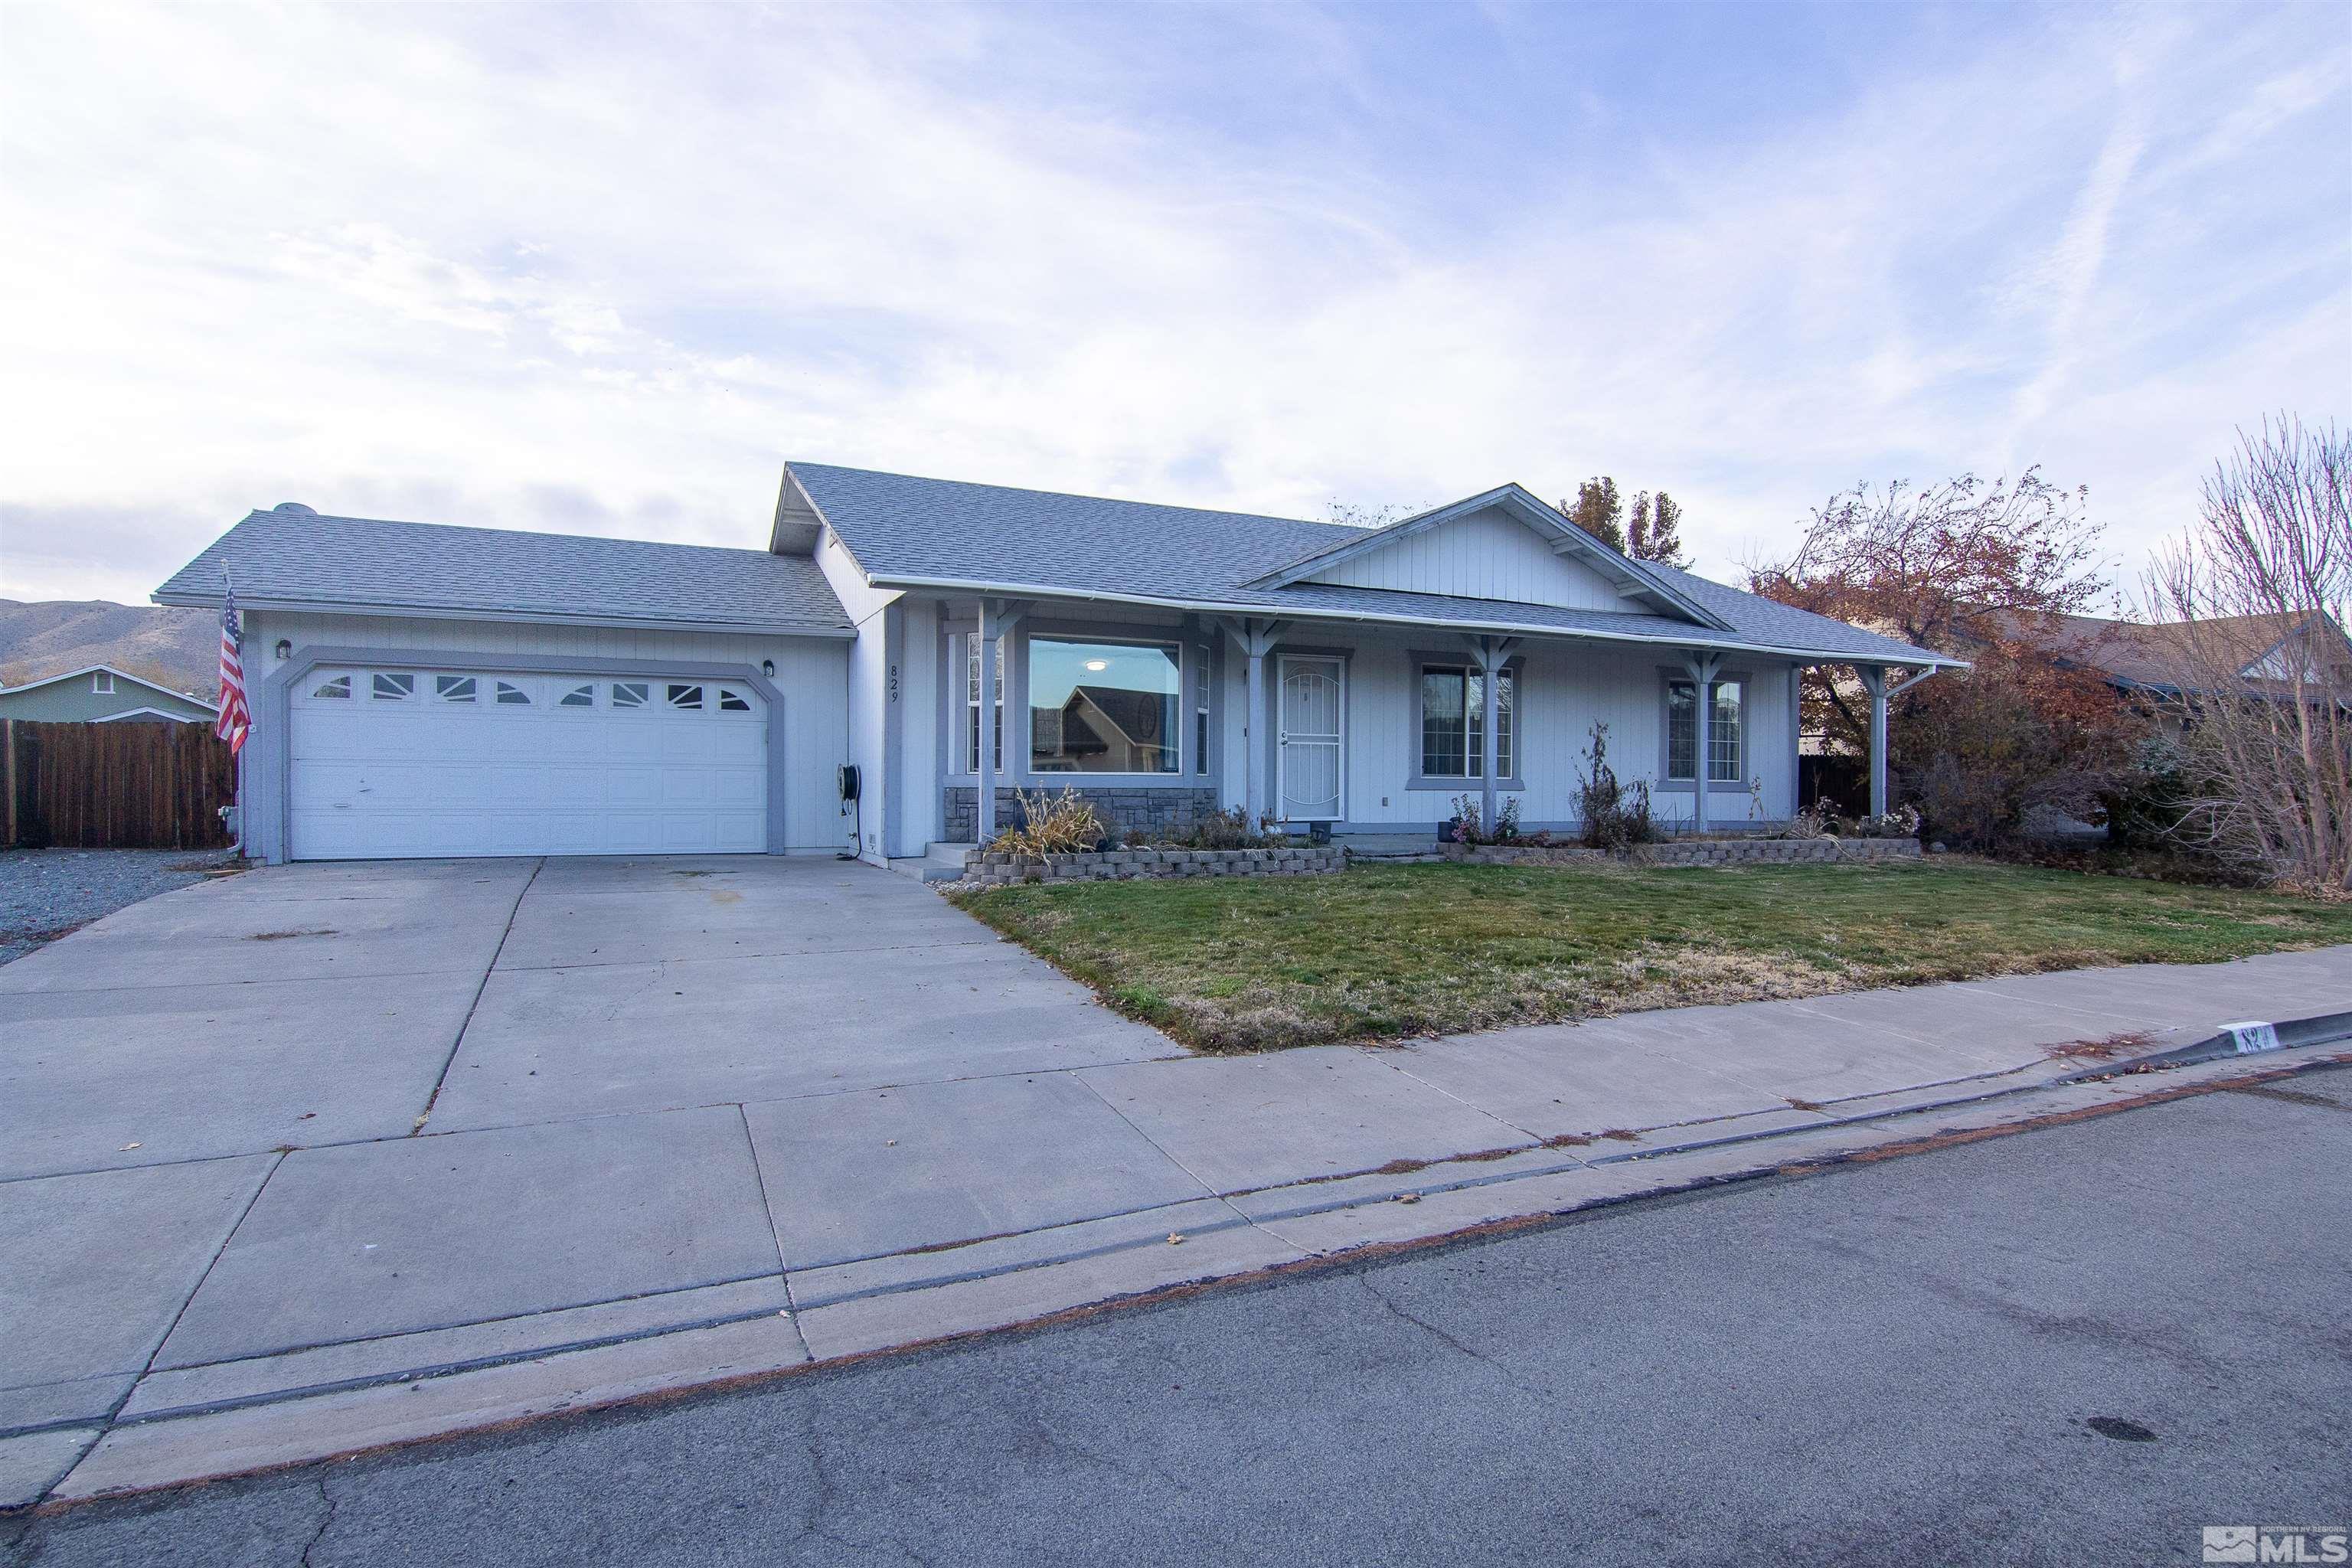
(224, 569, 246, 860)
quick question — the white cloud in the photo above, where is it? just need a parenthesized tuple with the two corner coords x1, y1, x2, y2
(0, 2, 2344, 607)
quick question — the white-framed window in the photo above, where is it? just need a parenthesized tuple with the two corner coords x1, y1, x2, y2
(611, 681, 650, 709)
(558, 683, 596, 708)
(310, 675, 352, 701)
(1666, 678, 1743, 782)
(494, 681, 531, 706)
(1195, 642, 1213, 776)
(1027, 636, 1181, 775)
(717, 688, 752, 713)
(435, 675, 479, 704)
(1417, 663, 1514, 779)
(371, 672, 416, 701)
(666, 683, 704, 710)
(964, 637, 1005, 773)
(92, 671, 114, 695)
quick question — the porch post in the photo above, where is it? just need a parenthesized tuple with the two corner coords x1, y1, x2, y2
(1480, 641, 1500, 832)
(975, 601, 997, 844)
(1245, 631, 1267, 827)
(1683, 652, 1722, 834)
(1860, 665, 1890, 818)
(1461, 634, 1518, 835)
(1218, 619, 1286, 829)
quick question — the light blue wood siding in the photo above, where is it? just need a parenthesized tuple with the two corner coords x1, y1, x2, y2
(1211, 622, 1798, 829)
(1304, 505, 1632, 612)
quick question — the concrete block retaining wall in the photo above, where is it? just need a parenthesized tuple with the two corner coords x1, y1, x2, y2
(1441, 838, 1924, 867)
(944, 786, 1223, 843)
(961, 844, 1348, 887)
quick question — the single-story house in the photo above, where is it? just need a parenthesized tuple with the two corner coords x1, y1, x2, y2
(153, 468, 1958, 864)
(1989, 608, 2352, 702)
(0, 664, 218, 725)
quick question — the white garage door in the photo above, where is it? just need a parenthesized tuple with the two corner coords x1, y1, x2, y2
(289, 668, 769, 859)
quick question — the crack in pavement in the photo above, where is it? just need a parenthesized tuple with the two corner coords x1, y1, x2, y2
(298, 1469, 338, 1568)
(1353, 1273, 1501, 1373)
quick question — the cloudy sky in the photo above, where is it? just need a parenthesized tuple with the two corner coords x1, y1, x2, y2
(2, 1, 2345, 608)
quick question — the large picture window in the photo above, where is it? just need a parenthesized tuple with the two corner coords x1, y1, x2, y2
(1666, 678, 1743, 782)
(1418, 664, 1514, 779)
(1029, 638, 1181, 774)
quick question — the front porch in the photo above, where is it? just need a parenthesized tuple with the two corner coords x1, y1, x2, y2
(923, 591, 1925, 854)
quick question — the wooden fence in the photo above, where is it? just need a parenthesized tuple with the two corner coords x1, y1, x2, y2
(2, 720, 238, 851)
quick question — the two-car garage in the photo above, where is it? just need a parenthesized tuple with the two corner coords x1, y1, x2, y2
(151, 504, 858, 864)
(288, 666, 773, 859)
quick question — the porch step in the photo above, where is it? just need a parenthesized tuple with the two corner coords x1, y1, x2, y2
(886, 842, 977, 884)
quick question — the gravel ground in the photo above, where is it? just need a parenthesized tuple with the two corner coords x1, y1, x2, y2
(0, 847, 241, 965)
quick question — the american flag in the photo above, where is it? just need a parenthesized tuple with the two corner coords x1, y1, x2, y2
(215, 583, 250, 755)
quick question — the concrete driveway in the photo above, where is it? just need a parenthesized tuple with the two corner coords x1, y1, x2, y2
(0, 856, 1178, 1460)
(6, 853, 2348, 1509)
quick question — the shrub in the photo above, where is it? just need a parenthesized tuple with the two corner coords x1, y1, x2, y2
(1575, 724, 1656, 849)
(990, 787, 1106, 854)
(1847, 805, 1921, 840)
(1447, 793, 1527, 847)
(1155, 807, 1289, 850)
(1775, 803, 1836, 841)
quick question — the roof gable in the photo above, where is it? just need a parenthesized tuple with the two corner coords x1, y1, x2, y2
(0, 663, 214, 708)
(786, 462, 1955, 665)
(1248, 485, 1729, 630)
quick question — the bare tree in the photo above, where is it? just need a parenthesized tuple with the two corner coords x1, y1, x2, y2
(2143, 416, 2352, 895)
(1747, 469, 2141, 844)
(1325, 501, 1415, 530)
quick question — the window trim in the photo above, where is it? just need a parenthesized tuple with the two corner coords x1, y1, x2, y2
(1025, 631, 1185, 779)
(1655, 665, 1753, 792)
(1405, 649, 1525, 793)
(958, 632, 1007, 778)
(946, 619, 1210, 786)
(92, 671, 115, 695)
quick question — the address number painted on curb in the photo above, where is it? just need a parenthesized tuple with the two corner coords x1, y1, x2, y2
(2220, 1021, 2283, 1055)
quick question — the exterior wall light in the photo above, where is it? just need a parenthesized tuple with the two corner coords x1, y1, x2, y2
(762, 658, 775, 678)
(275, 639, 292, 661)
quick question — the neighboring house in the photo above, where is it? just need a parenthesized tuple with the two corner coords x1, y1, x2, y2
(1995, 609, 2352, 702)
(152, 472, 1957, 865)
(0, 664, 217, 725)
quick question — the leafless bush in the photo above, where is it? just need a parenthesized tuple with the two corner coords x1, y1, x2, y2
(1574, 724, 1656, 849)
(991, 787, 1106, 855)
(2142, 416, 2351, 896)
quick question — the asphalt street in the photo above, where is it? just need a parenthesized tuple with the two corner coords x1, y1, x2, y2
(8, 1064, 2347, 1568)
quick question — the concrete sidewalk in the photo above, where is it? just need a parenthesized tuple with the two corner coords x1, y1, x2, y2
(2, 858, 2346, 1510)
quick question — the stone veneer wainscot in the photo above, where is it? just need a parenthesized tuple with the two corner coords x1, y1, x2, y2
(960, 844, 1348, 887)
(944, 786, 1223, 843)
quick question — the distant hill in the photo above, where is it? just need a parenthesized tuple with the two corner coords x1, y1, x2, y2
(0, 600, 216, 698)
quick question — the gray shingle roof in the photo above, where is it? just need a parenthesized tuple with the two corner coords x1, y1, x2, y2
(153, 508, 852, 636)
(788, 462, 1951, 665)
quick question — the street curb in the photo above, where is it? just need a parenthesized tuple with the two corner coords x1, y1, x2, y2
(2056, 1008, 2352, 1082)
(17, 1036, 2349, 1517)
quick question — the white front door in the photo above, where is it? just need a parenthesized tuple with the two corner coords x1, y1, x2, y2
(288, 668, 769, 859)
(1276, 655, 1344, 822)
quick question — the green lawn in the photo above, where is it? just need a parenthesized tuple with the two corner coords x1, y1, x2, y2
(950, 861, 2352, 1053)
